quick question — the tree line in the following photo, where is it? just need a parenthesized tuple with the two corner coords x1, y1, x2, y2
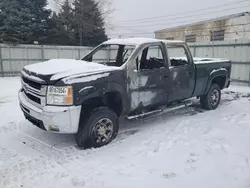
(0, 0, 108, 46)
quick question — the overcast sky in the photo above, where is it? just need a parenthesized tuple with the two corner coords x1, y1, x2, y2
(48, 0, 250, 38)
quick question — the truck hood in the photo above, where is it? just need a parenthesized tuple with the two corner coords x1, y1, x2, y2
(23, 59, 121, 83)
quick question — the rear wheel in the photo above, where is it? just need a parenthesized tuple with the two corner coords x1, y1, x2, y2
(200, 84, 221, 110)
(75, 107, 119, 148)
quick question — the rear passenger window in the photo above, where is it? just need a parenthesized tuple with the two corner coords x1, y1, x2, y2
(137, 45, 165, 70)
(167, 45, 189, 67)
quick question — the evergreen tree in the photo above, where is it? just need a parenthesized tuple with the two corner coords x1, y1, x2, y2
(73, 0, 107, 46)
(0, 0, 32, 44)
(0, 0, 54, 44)
(55, 0, 77, 45)
(22, 0, 53, 44)
(0, 0, 108, 46)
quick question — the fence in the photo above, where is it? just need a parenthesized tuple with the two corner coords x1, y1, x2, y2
(0, 44, 93, 76)
(188, 39, 250, 86)
(0, 40, 250, 86)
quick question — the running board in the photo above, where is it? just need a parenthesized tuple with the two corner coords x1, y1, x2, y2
(127, 109, 163, 120)
(127, 100, 193, 120)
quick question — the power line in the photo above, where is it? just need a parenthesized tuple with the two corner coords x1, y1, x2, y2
(115, 6, 250, 26)
(109, 29, 250, 37)
(113, 5, 250, 28)
(116, 0, 250, 23)
(112, 23, 250, 35)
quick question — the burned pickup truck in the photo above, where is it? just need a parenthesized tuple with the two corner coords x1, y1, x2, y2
(19, 38, 231, 148)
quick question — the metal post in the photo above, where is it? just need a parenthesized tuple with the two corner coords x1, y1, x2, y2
(41, 45, 44, 61)
(57, 47, 60, 58)
(212, 32, 215, 58)
(193, 45, 196, 57)
(212, 41, 215, 58)
(107, 46, 111, 61)
(0, 46, 3, 77)
(26, 47, 28, 66)
(248, 67, 250, 86)
(9, 46, 12, 76)
(78, 48, 81, 59)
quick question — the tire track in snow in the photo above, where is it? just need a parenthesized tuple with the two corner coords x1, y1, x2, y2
(0, 121, 30, 135)
(0, 127, 140, 188)
(1, 91, 249, 187)
(0, 154, 68, 188)
(0, 147, 20, 162)
(0, 136, 98, 188)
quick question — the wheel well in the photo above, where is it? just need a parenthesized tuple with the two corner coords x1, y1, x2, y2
(81, 92, 123, 117)
(104, 92, 123, 117)
(212, 76, 226, 89)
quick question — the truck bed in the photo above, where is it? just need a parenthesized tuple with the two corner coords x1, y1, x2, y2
(170, 57, 229, 64)
(193, 57, 230, 64)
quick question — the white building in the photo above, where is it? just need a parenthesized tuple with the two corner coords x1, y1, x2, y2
(155, 12, 250, 43)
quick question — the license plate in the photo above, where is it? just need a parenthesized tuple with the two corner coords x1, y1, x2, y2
(48, 87, 68, 95)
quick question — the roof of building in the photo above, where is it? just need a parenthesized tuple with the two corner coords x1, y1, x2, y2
(103, 37, 184, 45)
(155, 12, 250, 33)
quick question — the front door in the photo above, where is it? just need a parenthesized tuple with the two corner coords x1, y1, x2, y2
(127, 43, 170, 113)
(166, 44, 195, 102)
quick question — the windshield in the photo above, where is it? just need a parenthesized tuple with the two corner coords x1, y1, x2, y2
(83, 44, 135, 67)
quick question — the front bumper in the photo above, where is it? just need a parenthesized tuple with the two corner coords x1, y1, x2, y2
(18, 90, 81, 134)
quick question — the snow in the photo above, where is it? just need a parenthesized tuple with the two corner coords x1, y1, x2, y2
(79, 86, 94, 93)
(170, 57, 230, 64)
(226, 85, 250, 94)
(1, 77, 250, 188)
(193, 57, 229, 62)
(210, 68, 227, 75)
(63, 73, 110, 84)
(23, 59, 120, 81)
(193, 57, 229, 64)
(21, 70, 44, 83)
(104, 38, 184, 46)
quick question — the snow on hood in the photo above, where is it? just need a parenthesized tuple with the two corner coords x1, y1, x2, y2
(24, 59, 121, 81)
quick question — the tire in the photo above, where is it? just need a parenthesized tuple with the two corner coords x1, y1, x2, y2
(75, 107, 119, 148)
(200, 84, 221, 110)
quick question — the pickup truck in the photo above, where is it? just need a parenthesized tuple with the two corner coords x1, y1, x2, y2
(18, 38, 231, 148)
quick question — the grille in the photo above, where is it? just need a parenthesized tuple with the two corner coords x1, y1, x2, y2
(22, 76, 42, 90)
(24, 91, 41, 104)
(21, 75, 45, 106)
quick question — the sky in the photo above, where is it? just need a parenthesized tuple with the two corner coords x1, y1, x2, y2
(48, 0, 250, 38)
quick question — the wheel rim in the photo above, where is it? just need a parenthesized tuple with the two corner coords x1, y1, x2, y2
(91, 118, 114, 145)
(210, 89, 220, 106)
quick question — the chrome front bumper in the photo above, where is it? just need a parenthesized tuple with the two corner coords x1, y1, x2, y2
(18, 90, 81, 134)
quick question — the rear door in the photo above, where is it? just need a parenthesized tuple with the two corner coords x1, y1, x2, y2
(127, 42, 171, 113)
(166, 43, 195, 102)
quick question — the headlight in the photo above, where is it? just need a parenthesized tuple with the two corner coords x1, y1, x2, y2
(47, 86, 73, 106)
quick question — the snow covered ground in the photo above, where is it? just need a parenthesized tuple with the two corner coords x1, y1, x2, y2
(1, 77, 250, 188)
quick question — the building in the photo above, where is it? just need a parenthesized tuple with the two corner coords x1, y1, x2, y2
(154, 12, 250, 43)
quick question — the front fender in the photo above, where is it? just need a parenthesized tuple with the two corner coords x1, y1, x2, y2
(76, 83, 129, 113)
(204, 68, 228, 94)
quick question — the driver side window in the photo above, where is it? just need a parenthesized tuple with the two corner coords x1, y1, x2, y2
(137, 45, 165, 70)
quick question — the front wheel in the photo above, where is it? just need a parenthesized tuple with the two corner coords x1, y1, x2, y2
(200, 84, 221, 110)
(75, 107, 119, 148)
